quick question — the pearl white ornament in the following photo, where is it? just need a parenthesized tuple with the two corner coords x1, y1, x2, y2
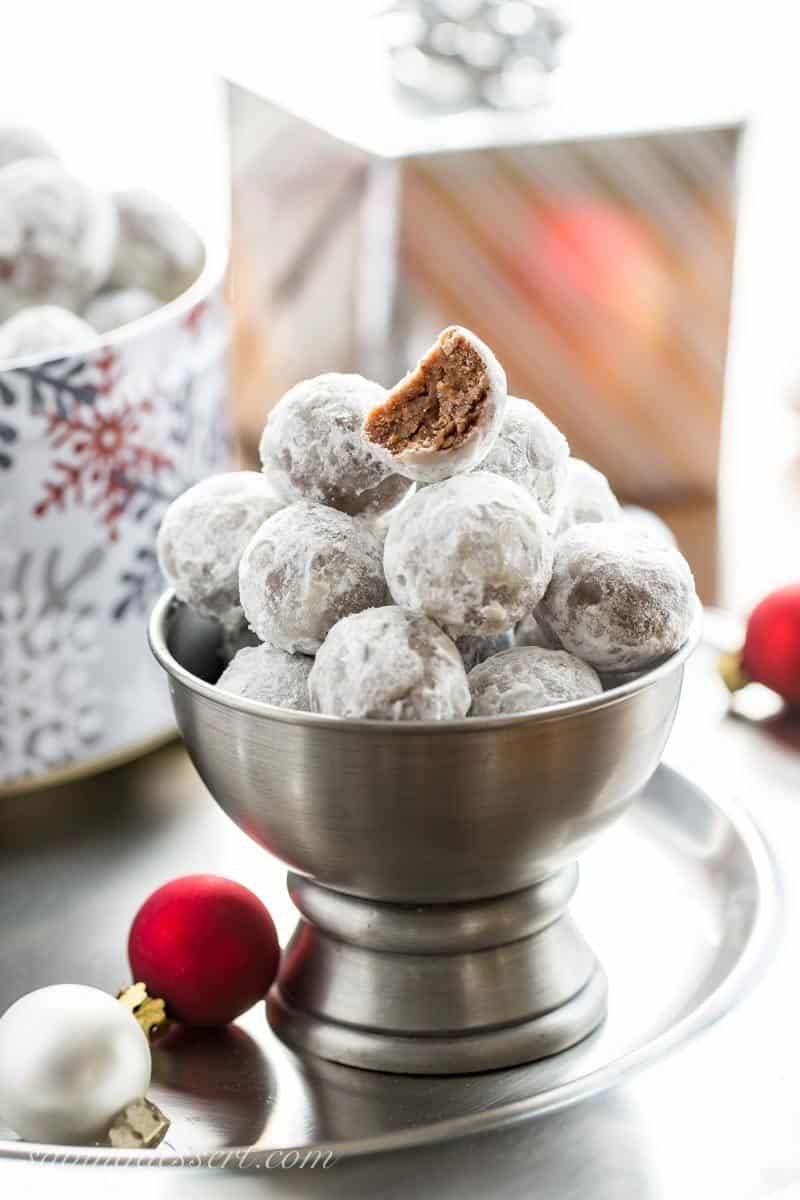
(0, 984, 151, 1144)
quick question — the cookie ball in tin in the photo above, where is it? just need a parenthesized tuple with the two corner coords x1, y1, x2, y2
(239, 502, 386, 654)
(477, 396, 569, 519)
(157, 472, 285, 627)
(363, 326, 507, 483)
(260, 374, 412, 516)
(384, 471, 553, 638)
(536, 523, 696, 672)
(217, 644, 312, 712)
(0, 126, 57, 169)
(309, 606, 470, 721)
(110, 187, 204, 300)
(555, 458, 621, 537)
(0, 159, 117, 318)
(85, 286, 160, 334)
(0, 305, 95, 362)
(469, 646, 603, 717)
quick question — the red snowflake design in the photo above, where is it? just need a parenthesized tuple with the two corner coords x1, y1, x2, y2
(34, 392, 174, 542)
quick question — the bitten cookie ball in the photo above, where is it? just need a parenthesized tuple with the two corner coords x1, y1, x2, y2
(85, 287, 159, 334)
(110, 188, 204, 300)
(363, 326, 507, 483)
(478, 396, 569, 518)
(469, 646, 603, 717)
(0, 126, 57, 169)
(536, 523, 696, 672)
(239, 502, 386, 654)
(384, 471, 553, 637)
(555, 458, 621, 537)
(157, 472, 285, 626)
(0, 306, 95, 362)
(0, 159, 117, 318)
(260, 374, 412, 516)
(217, 644, 312, 712)
(455, 630, 514, 673)
(309, 606, 470, 720)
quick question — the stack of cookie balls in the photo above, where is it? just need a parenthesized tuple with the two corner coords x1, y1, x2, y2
(0, 125, 204, 363)
(158, 325, 697, 721)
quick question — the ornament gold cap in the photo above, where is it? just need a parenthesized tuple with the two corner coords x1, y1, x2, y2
(117, 982, 171, 1043)
(718, 650, 750, 694)
(106, 1097, 170, 1149)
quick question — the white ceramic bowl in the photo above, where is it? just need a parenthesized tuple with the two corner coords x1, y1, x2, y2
(0, 234, 230, 793)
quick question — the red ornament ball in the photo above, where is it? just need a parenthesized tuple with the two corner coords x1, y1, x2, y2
(741, 585, 800, 706)
(128, 875, 280, 1027)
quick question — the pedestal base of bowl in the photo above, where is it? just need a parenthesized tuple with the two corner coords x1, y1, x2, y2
(267, 866, 607, 1075)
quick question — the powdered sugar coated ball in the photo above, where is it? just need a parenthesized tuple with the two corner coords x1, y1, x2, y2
(536, 523, 696, 672)
(260, 374, 412, 516)
(555, 458, 621, 537)
(469, 646, 603, 717)
(0, 126, 57, 169)
(0, 159, 117, 318)
(239, 502, 386, 654)
(384, 471, 553, 637)
(309, 606, 470, 720)
(455, 630, 514, 673)
(157, 472, 285, 626)
(217, 644, 312, 711)
(85, 287, 159, 334)
(622, 505, 677, 547)
(363, 326, 507, 483)
(0, 306, 94, 362)
(111, 188, 204, 300)
(477, 396, 569, 519)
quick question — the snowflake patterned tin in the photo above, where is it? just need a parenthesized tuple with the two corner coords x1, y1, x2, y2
(0, 249, 230, 791)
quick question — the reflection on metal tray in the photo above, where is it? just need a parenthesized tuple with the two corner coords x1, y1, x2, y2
(0, 749, 777, 1165)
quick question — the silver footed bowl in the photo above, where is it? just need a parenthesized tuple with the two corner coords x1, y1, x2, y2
(149, 590, 702, 1075)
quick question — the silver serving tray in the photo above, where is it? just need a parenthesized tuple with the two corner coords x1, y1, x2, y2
(0, 746, 778, 1166)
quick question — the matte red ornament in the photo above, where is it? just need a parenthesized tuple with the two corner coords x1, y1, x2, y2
(719, 585, 800, 707)
(128, 875, 280, 1027)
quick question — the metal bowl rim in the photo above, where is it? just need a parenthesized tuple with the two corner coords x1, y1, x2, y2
(149, 590, 703, 734)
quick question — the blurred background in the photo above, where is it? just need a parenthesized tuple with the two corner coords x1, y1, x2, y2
(1, 0, 798, 786)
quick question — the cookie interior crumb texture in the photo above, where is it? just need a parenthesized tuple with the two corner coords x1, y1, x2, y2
(364, 327, 489, 455)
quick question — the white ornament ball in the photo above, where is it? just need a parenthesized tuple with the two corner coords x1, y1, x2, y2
(0, 984, 151, 1144)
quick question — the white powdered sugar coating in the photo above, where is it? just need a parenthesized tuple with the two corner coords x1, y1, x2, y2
(217, 643, 312, 712)
(85, 287, 160, 334)
(477, 396, 569, 518)
(555, 458, 621, 537)
(536, 523, 696, 672)
(111, 188, 204, 300)
(0, 306, 95, 362)
(384, 471, 553, 637)
(309, 606, 470, 720)
(157, 472, 285, 626)
(239, 501, 386, 654)
(260, 374, 413, 516)
(455, 630, 513, 673)
(622, 505, 677, 548)
(0, 159, 117, 318)
(469, 646, 603, 717)
(366, 326, 508, 483)
(0, 126, 57, 169)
